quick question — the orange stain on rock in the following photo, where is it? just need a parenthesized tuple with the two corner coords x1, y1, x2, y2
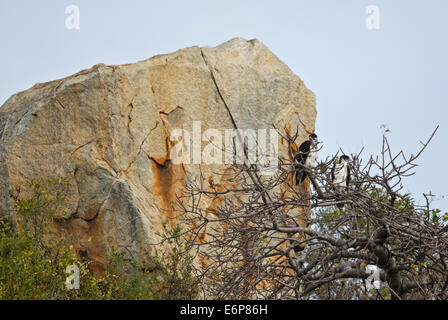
(150, 156, 185, 225)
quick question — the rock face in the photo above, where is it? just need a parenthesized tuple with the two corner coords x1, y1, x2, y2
(0, 38, 316, 273)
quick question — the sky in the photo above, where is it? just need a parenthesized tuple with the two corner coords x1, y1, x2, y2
(0, 0, 447, 211)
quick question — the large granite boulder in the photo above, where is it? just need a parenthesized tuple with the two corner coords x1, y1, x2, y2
(0, 38, 316, 273)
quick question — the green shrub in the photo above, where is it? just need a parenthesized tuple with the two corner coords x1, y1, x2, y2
(0, 179, 198, 300)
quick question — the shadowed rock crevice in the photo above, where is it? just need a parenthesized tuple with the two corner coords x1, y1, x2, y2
(200, 48, 238, 130)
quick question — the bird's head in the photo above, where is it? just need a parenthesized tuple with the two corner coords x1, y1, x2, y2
(309, 133, 318, 145)
(340, 155, 350, 163)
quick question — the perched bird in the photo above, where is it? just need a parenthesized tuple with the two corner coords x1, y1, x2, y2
(331, 155, 351, 208)
(293, 133, 319, 185)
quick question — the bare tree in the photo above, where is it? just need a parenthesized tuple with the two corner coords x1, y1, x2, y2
(171, 126, 447, 300)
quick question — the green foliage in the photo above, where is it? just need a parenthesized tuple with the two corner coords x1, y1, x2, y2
(0, 217, 97, 299)
(0, 179, 198, 300)
(95, 228, 198, 300)
(149, 225, 198, 299)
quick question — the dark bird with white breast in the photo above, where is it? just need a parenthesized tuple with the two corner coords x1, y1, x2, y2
(293, 133, 319, 185)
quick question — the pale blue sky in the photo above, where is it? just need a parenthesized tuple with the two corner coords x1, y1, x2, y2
(0, 0, 447, 210)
